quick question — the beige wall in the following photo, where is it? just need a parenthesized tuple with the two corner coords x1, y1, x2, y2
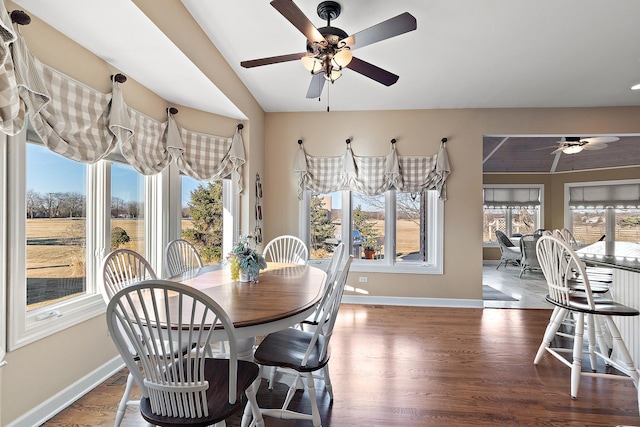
(265, 107, 640, 300)
(483, 166, 640, 260)
(2, 1, 265, 424)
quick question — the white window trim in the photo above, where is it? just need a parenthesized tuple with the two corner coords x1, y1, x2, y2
(483, 183, 544, 247)
(0, 133, 7, 362)
(7, 131, 104, 350)
(302, 189, 444, 275)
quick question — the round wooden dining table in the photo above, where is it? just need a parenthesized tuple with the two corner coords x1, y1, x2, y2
(170, 262, 326, 359)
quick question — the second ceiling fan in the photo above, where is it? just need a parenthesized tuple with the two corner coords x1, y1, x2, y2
(548, 136, 620, 154)
(240, 0, 417, 99)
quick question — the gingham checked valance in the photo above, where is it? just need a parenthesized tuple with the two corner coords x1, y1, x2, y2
(0, 2, 23, 136)
(294, 141, 450, 200)
(0, 16, 245, 192)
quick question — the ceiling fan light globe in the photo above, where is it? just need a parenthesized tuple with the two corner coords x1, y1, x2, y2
(562, 145, 584, 154)
(332, 49, 352, 68)
(323, 69, 342, 82)
(301, 56, 322, 73)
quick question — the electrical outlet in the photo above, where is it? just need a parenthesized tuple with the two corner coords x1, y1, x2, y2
(359, 276, 368, 283)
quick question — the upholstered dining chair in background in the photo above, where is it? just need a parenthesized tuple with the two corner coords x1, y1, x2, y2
(518, 234, 542, 277)
(163, 238, 203, 278)
(495, 230, 522, 269)
(533, 234, 640, 413)
(106, 280, 263, 427)
(251, 256, 353, 427)
(262, 235, 309, 265)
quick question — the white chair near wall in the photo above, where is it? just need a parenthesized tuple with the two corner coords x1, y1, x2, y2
(101, 249, 158, 427)
(101, 249, 193, 427)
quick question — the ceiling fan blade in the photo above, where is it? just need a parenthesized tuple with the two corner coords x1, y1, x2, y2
(346, 57, 399, 86)
(533, 145, 564, 151)
(270, 0, 325, 44)
(582, 143, 608, 151)
(306, 73, 326, 98)
(241, 52, 307, 68)
(341, 12, 417, 50)
(582, 136, 619, 144)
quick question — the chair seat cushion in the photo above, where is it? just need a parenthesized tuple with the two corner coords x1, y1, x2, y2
(546, 294, 640, 317)
(140, 358, 259, 427)
(254, 327, 329, 373)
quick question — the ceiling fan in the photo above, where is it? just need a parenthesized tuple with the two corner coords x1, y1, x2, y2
(240, 0, 417, 99)
(545, 136, 620, 155)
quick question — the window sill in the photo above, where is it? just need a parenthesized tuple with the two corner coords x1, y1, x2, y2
(11, 294, 104, 350)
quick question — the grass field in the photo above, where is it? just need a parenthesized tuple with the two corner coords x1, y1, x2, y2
(26, 216, 421, 280)
(26, 218, 145, 279)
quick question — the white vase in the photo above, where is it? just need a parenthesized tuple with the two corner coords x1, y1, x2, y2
(240, 270, 250, 282)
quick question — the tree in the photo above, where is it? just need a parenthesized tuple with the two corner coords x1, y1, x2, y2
(353, 205, 380, 251)
(111, 197, 126, 218)
(182, 181, 223, 263)
(309, 195, 336, 252)
(26, 189, 44, 218)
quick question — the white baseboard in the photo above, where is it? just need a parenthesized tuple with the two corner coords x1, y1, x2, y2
(6, 356, 124, 427)
(341, 295, 483, 308)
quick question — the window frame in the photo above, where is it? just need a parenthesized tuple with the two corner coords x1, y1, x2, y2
(482, 184, 544, 247)
(7, 131, 104, 350)
(302, 189, 444, 274)
(5, 130, 240, 350)
(564, 178, 640, 241)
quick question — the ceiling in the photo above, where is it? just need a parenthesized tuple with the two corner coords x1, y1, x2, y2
(9, 0, 640, 172)
(483, 135, 640, 173)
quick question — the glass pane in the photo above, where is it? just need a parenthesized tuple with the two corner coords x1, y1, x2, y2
(483, 208, 506, 243)
(396, 192, 422, 261)
(309, 192, 341, 260)
(26, 144, 87, 310)
(511, 207, 537, 236)
(615, 208, 640, 243)
(571, 208, 606, 245)
(352, 193, 385, 260)
(111, 162, 145, 255)
(181, 179, 223, 264)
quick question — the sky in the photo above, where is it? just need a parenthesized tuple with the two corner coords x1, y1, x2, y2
(27, 143, 208, 209)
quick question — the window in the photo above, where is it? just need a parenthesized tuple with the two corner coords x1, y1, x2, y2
(483, 185, 543, 245)
(7, 133, 104, 349)
(304, 189, 443, 274)
(566, 180, 640, 245)
(110, 162, 145, 254)
(6, 131, 239, 349)
(25, 143, 89, 309)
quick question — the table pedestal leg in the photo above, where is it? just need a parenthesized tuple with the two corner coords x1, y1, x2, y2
(236, 337, 256, 361)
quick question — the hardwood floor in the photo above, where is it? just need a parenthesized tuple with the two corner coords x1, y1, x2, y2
(42, 303, 639, 426)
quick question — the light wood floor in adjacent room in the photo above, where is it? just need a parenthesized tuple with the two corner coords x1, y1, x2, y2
(42, 302, 639, 426)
